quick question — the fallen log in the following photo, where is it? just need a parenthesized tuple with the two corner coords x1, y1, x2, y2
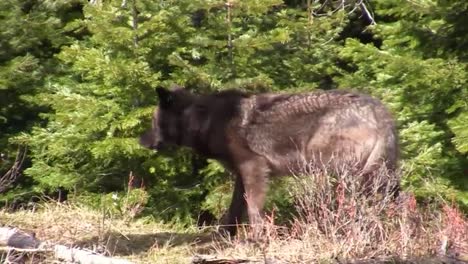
(0, 227, 40, 248)
(53, 245, 133, 264)
(0, 226, 133, 264)
(191, 254, 270, 264)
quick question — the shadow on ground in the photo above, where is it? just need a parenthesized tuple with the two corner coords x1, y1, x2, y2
(74, 230, 223, 256)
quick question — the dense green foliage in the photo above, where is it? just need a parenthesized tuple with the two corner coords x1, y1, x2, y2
(1, 0, 467, 222)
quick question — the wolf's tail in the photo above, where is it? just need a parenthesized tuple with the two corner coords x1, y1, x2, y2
(362, 113, 400, 196)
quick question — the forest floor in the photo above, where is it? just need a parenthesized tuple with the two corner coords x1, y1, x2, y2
(1, 194, 467, 264)
(0, 202, 216, 263)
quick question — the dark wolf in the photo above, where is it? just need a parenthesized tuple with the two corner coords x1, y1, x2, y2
(140, 86, 399, 236)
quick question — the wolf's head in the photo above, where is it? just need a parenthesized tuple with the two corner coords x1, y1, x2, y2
(139, 87, 198, 151)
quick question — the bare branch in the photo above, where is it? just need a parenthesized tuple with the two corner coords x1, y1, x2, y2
(360, 0, 376, 25)
(131, 0, 138, 48)
(0, 146, 27, 194)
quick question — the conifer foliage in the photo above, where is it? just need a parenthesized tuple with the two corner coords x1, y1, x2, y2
(1, 0, 467, 221)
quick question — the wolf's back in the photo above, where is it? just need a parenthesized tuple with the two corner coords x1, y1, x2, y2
(236, 89, 398, 175)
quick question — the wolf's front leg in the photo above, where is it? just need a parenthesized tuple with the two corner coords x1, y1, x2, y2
(221, 175, 246, 236)
(238, 157, 269, 240)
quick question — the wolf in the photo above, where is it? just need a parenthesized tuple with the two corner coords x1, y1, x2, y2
(140, 86, 399, 236)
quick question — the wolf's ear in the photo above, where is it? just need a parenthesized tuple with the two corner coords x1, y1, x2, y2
(156, 87, 174, 108)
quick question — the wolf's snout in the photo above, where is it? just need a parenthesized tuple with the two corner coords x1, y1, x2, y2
(139, 130, 160, 150)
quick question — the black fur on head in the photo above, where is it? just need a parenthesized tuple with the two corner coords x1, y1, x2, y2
(155, 86, 173, 109)
(155, 85, 196, 111)
(140, 86, 192, 150)
(140, 86, 250, 157)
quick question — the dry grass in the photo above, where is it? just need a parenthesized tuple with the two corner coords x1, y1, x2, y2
(1, 165, 467, 263)
(0, 202, 211, 263)
(206, 165, 468, 263)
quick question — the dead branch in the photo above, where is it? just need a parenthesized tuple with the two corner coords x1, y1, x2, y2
(0, 146, 27, 194)
(360, 0, 376, 25)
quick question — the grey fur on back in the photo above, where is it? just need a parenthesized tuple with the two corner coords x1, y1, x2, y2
(233, 90, 398, 176)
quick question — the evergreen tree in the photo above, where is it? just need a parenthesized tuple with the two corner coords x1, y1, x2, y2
(12, 0, 209, 221)
(337, 0, 468, 205)
(2, 0, 466, 222)
(13, 0, 358, 220)
(0, 0, 84, 197)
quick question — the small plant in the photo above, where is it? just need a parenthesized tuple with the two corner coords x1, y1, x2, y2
(100, 171, 149, 222)
(210, 162, 468, 263)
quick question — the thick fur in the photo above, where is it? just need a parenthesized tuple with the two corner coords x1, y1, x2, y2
(140, 87, 399, 236)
